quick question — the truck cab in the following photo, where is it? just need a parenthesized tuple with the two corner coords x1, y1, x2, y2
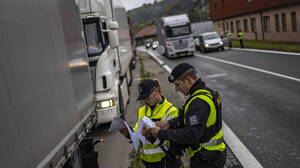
(77, 0, 133, 125)
(157, 14, 195, 58)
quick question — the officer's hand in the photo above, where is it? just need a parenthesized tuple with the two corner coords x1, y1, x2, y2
(119, 127, 129, 137)
(142, 126, 152, 138)
(149, 127, 160, 138)
(155, 121, 169, 128)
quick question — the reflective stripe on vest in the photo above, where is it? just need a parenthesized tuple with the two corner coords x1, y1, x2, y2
(184, 89, 225, 157)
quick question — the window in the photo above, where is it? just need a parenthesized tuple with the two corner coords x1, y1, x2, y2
(281, 13, 287, 32)
(250, 18, 256, 32)
(226, 22, 229, 31)
(275, 14, 280, 32)
(223, 22, 225, 31)
(83, 18, 104, 57)
(243, 19, 249, 32)
(165, 25, 191, 37)
(263, 16, 271, 32)
(236, 20, 241, 32)
(291, 12, 297, 32)
(230, 21, 234, 32)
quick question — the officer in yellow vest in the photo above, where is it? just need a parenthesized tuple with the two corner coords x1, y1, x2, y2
(238, 31, 244, 48)
(120, 79, 182, 168)
(149, 63, 226, 168)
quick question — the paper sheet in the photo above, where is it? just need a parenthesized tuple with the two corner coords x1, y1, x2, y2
(109, 116, 159, 151)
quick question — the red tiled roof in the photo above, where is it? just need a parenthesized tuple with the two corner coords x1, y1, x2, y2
(134, 25, 157, 39)
(209, 0, 300, 20)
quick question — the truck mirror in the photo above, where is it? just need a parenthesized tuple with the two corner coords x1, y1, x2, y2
(108, 21, 119, 30)
(109, 30, 119, 49)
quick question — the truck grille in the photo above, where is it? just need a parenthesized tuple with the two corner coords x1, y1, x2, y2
(173, 40, 188, 50)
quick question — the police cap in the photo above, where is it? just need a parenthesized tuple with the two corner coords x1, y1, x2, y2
(168, 63, 195, 83)
(137, 79, 158, 100)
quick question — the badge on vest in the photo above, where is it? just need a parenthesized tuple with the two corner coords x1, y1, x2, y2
(189, 115, 198, 126)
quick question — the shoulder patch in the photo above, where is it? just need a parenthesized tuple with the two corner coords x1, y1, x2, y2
(189, 115, 199, 126)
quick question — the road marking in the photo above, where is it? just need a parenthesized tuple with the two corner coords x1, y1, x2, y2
(205, 73, 228, 79)
(195, 53, 300, 83)
(222, 121, 263, 168)
(139, 48, 264, 168)
(232, 48, 300, 56)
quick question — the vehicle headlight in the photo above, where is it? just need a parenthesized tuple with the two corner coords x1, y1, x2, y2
(205, 44, 209, 48)
(220, 41, 223, 45)
(96, 99, 116, 109)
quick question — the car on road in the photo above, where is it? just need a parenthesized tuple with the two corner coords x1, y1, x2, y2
(145, 39, 153, 49)
(195, 32, 224, 53)
(152, 41, 159, 50)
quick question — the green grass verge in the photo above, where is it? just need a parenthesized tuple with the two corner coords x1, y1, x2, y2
(232, 39, 300, 52)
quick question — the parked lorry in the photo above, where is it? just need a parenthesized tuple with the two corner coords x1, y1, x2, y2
(0, 0, 132, 167)
(76, 0, 134, 125)
(156, 14, 195, 58)
(0, 0, 99, 168)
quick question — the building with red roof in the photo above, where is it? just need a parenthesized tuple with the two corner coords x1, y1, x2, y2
(134, 25, 157, 45)
(209, 0, 300, 42)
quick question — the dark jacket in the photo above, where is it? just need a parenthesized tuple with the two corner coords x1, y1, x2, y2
(157, 79, 210, 145)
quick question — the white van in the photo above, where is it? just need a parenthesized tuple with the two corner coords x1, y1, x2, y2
(195, 32, 224, 53)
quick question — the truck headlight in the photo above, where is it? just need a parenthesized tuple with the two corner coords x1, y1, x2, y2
(220, 41, 223, 45)
(96, 99, 116, 109)
(205, 44, 209, 48)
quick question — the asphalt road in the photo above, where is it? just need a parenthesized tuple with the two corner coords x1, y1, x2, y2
(146, 48, 300, 168)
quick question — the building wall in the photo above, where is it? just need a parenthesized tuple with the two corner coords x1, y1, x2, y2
(209, 0, 300, 21)
(213, 4, 300, 42)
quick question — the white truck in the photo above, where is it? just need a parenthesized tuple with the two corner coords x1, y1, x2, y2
(76, 0, 134, 125)
(156, 14, 195, 58)
(0, 0, 133, 167)
(0, 0, 100, 167)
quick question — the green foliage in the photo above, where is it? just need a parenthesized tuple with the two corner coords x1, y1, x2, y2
(128, 0, 209, 31)
(232, 39, 300, 52)
(128, 150, 145, 168)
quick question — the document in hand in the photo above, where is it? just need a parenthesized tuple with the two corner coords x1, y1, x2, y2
(109, 117, 139, 150)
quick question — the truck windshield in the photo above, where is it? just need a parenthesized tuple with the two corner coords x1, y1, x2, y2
(203, 33, 220, 40)
(83, 22, 104, 57)
(165, 25, 191, 37)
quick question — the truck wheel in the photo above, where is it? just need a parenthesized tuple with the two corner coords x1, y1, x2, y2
(118, 85, 125, 119)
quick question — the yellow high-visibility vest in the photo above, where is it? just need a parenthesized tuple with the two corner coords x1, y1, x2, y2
(133, 98, 178, 162)
(183, 89, 226, 157)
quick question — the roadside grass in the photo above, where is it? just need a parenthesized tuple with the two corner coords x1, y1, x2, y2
(232, 39, 300, 52)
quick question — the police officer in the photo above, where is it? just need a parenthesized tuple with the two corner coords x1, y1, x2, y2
(120, 79, 182, 168)
(224, 31, 232, 48)
(238, 31, 244, 48)
(149, 63, 226, 168)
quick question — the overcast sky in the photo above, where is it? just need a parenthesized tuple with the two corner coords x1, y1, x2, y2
(120, 0, 156, 11)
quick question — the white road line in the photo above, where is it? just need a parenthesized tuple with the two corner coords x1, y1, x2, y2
(222, 121, 263, 168)
(205, 73, 228, 79)
(140, 49, 263, 168)
(195, 54, 300, 83)
(232, 48, 300, 56)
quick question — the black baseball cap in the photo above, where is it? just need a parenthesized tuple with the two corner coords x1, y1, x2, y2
(168, 63, 195, 83)
(137, 79, 158, 100)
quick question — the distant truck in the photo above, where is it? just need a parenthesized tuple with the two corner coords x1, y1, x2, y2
(156, 14, 195, 58)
